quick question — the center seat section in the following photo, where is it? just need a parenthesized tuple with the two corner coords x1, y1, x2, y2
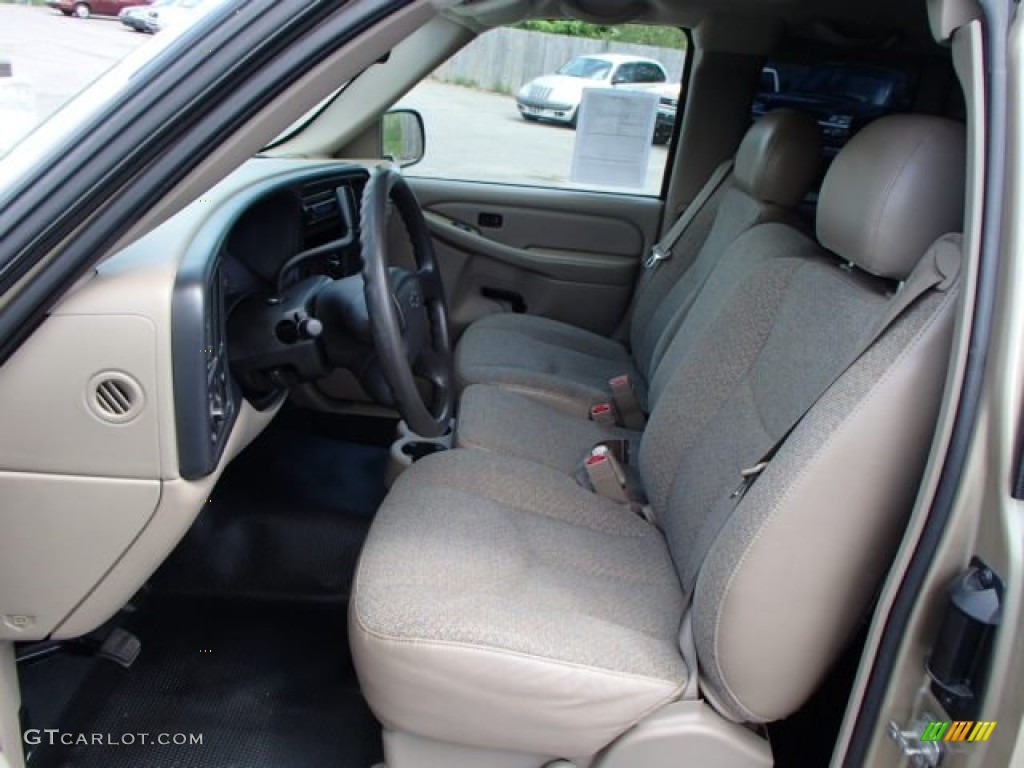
(454, 113, 960, 483)
(452, 109, 823, 416)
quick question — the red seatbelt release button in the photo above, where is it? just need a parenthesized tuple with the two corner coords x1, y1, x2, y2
(590, 402, 616, 424)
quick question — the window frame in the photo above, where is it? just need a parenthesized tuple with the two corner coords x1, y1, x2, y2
(400, 27, 692, 199)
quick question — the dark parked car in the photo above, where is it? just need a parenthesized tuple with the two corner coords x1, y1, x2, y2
(753, 62, 916, 153)
(654, 94, 677, 144)
(47, 0, 151, 19)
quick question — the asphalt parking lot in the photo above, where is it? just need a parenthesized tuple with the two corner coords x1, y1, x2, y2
(398, 80, 670, 194)
(0, 4, 147, 121)
(0, 4, 668, 193)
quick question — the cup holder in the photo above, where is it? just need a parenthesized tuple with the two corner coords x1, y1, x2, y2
(398, 420, 454, 440)
(401, 441, 448, 462)
(387, 421, 456, 487)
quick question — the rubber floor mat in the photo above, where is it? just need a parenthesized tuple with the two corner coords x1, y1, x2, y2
(150, 427, 388, 602)
(28, 598, 381, 768)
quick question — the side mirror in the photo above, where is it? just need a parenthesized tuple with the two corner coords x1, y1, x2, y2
(382, 109, 425, 168)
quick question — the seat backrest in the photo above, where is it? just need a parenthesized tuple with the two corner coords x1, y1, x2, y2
(637, 115, 966, 722)
(629, 109, 822, 386)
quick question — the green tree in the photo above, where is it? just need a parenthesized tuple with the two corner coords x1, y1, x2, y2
(516, 21, 687, 50)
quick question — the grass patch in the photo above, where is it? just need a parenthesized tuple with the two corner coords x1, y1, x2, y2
(517, 21, 688, 50)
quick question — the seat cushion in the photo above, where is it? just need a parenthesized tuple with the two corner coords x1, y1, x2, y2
(456, 383, 640, 473)
(454, 313, 637, 415)
(350, 449, 687, 757)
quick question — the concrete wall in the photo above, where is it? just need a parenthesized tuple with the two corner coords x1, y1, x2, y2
(432, 27, 687, 94)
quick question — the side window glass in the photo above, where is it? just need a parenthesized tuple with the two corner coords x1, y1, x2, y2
(396, 24, 688, 196)
(614, 63, 638, 84)
(637, 63, 666, 83)
(755, 60, 919, 159)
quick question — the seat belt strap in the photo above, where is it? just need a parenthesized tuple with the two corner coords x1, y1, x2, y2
(678, 608, 700, 700)
(643, 159, 734, 271)
(617, 159, 733, 344)
(674, 234, 962, 697)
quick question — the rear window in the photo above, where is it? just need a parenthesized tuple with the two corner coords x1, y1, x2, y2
(558, 57, 612, 80)
(755, 59, 918, 157)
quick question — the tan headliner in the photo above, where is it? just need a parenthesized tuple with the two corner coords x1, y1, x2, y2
(447, 0, 935, 52)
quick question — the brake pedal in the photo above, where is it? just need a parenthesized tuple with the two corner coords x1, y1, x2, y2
(97, 628, 142, 669)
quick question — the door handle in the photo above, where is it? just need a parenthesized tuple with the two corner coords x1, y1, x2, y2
(481, 287, 527, 313)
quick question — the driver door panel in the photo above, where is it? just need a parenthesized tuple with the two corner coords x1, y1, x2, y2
(406, 178, 662, 339)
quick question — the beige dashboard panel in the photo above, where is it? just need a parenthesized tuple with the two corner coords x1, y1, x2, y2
(0, 315, 161, 479)
(0, 472, 159, 641)
(0, 158, 330, 640)
(0, 398, 278, 644)
(51, 398, 280, 639)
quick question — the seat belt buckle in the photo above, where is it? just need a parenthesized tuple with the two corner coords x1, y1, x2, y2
(589, 402, 616, 425)
(643, 244, 669, 270)
(584, 446, 630, 504)
(609, 375, 647, 430)
(595, 438, 630, 465)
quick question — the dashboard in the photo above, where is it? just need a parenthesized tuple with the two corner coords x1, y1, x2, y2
(171, 162, 370, 478)
(0, 157, 379, 642)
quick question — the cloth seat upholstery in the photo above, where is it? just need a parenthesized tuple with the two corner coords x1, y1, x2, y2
(351, 116, 967, 759)
(454, 109, 823, 415)
(351, 449, 687, 757)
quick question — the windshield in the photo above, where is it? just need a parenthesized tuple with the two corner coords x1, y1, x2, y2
(556, 57, 612, 80)
(0, 0, 225, 159)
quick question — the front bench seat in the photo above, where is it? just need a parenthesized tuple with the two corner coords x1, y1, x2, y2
(351, 449, 688, 757)
(453, 109, 822, 414)
(350, 116, 965, 764)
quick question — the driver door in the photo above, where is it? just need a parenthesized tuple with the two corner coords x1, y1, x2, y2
(394, 25, 685, 341)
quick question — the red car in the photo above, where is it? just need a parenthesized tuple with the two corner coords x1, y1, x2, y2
(46, 0, 151, 19)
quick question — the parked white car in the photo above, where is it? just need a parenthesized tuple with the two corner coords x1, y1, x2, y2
(143, 0, 214, 33)
(515, 53, 679, 132)
(119, 0, 172, 32)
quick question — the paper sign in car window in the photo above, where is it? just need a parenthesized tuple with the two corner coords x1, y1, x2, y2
(570, 88, 659, 190)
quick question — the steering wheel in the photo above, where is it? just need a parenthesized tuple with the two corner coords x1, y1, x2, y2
(226, 167, 454, 436)
(357, 167, 454, 438)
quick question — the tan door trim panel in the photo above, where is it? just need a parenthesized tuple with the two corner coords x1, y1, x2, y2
(424, 212, 637, 286)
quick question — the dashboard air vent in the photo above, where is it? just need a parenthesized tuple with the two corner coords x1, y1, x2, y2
(88, 372, 144, 424)
(300, 178, 352, 244)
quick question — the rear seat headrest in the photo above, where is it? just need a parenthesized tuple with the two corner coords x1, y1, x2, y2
(734, 109, 823, 208)
(817, 115, 966, 281)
